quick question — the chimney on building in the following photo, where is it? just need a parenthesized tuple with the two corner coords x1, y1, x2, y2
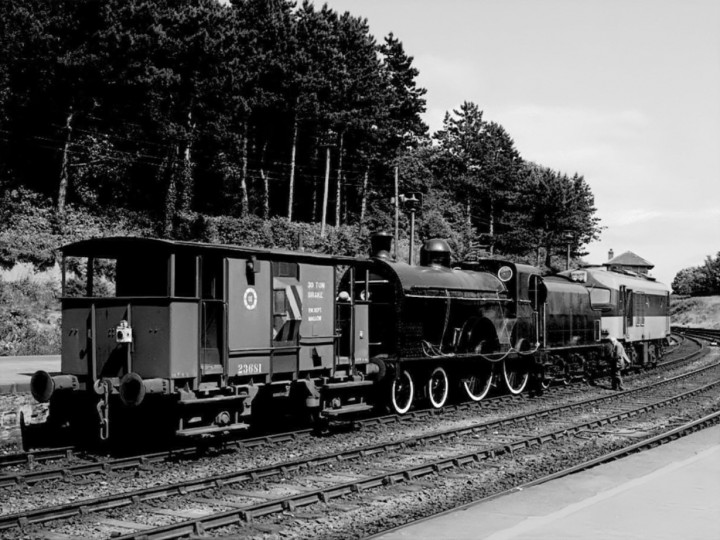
(608, 249, 614, 261)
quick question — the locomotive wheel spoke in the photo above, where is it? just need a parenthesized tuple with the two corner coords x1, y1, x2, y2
(503, 358, 529, 395)
(427, 367, 449, 408)
(390, 369, 414, 414)
(462, 364, 493, 402)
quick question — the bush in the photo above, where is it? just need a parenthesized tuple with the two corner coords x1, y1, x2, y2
(0, 188, 58, 269)
(0, 187, 155, 270)
(203, 215, 370, 256)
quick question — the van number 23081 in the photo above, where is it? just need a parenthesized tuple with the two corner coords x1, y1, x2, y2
(237, 363, 262, 375)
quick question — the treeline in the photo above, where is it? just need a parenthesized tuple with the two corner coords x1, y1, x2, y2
(672, 252, 720, 296)
(0, 0, 601, 270)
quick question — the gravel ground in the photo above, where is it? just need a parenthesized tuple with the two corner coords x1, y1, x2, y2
(211, 387, 720, 540)
(5, 348, 718, 539)
(0, 393, 47, 452)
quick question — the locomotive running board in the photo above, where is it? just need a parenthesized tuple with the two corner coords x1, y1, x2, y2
(322, 380, 375, 390)
(320, 402, 374, 417)
(175, 423, 250, 437)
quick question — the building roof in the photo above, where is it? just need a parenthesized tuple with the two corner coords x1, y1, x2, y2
(603, 251, 654, 269)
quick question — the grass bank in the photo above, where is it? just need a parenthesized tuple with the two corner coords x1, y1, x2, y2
(671, 295, 720, 330)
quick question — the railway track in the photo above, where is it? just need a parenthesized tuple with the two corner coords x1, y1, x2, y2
(0, 332, 705, 482)
(118, 383, 720, 540)
(2, 349, 718, 538)
(366, 407, 720, 540)
(673, 326, 720, 343)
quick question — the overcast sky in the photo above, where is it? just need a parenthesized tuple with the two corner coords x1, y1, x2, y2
(319, 0, 720, 286)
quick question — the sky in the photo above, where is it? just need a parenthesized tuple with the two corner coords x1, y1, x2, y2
(318, 0, 720, 287)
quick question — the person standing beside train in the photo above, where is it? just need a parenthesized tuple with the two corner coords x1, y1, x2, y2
(604, 331, 630, 391)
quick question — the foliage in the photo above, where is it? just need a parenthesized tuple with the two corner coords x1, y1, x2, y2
(672, 252, 720, 295)
(0, 277, 61, 355)
(0, 186, 154, 269)
(502, 162, 602, 270)
(0, 0, 602, 274)
(0, 0, 429, 231)
(433, 102, 524, 254)
(205, 214, 369, 256)
(0, 188, 58, 269)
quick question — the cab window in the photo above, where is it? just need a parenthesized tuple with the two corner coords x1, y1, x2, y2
(590, 287, 611, 307)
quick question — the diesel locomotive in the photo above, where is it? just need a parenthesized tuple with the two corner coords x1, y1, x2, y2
(27, 234, 671, 443)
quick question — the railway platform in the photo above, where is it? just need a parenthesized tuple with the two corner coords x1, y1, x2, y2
(371, 421, 720, 540)
(0, 355, 59, 394)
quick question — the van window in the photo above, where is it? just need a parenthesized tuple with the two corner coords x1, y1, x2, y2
(174, 254, 198, 297)
(201, 256, 224, 299)
(117, 255, 168, 297)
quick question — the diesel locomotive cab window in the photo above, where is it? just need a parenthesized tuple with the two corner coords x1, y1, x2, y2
(590, 288, 611, 307)
(635, 293, 646, 326)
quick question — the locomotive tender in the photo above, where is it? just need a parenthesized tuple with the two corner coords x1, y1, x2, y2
(28, 234, 671, 442)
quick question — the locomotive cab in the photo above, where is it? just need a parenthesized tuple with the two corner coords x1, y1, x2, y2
(339, 238, 527, 412)
(465, 259, 545, 340)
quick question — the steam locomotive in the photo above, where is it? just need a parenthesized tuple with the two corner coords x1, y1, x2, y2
(27, 234, 670, 443)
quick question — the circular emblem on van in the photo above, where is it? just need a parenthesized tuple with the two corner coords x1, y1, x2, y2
(243, 287, 258, 310)
(498, 266, 513, 282)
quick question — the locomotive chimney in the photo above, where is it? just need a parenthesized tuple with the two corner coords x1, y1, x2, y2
(608, 248, 614, 261)
(370, 231, 393, 259)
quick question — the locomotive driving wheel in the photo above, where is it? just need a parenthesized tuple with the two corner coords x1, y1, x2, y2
(502, 357, 529, 395)
(462, 362, 494, 402)
(390, 369, 414, 414)
(427, 366, 449, 408)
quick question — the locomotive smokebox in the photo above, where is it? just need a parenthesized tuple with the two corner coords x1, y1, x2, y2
(420, 239, 452, 267)
(370, 232, 393, 259)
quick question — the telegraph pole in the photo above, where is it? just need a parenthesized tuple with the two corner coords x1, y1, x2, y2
(394, 165, 399, 259)
(320, 130, 336, 237)
(399, 192, 422, 265)
(564, 232, 574, 270)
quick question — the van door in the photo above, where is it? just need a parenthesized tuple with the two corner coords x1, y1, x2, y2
(200, 255, 225, 376)
(272, 261, 303, 374)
